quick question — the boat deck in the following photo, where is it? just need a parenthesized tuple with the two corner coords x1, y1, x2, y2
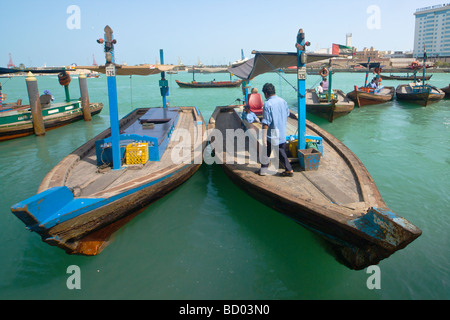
(211, 107, 381, 219)
(41, 107, 203, 199)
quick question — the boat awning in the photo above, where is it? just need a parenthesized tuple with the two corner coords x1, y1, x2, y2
(358, 62, 384, 69)
(228, 51, 336, 80)
(75, 64, 175, 76)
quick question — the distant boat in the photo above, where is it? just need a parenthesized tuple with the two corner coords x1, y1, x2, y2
(0, 100, 103, 141)
(176, 79, 243, 88)
(396, 83, 445, 106)
(347, 60, 395, 107)
(306, 89, 354, 122)
(306, 67, 354, 122)
(0, 69, 103, 141)
(177, 65, 243, 88)
(347, 86, 395, 107)
(380, 74, 432, 81)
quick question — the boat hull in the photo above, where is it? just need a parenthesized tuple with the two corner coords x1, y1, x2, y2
(176, 80, 243, 88)
(396, 84, 445, 106)
(0, 101, 103, 141)
(347, 86, 395, 107)
(208, 106, 421, 270)
(12, 107, 206, 255)
(380, 75, 432, 81)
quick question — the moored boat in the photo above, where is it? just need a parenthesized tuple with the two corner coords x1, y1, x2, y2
(396, 83, 445, 106)
(347, 86, 395, 107)
(380, 74, 432, 81)
(347, 60, 395, 107)
(208, 105, 422, 270)
(306, 88, 354, 122)
(11, 26, 206, 255)
(218, 31, 421, 270)
(0, 100, 103, 141)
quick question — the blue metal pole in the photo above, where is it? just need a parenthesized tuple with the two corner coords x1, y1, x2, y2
(160, 49, 168, 108)
(296, 29, 309, 151)
(107, 72, 121, 170)
(100, 25, 121, 170)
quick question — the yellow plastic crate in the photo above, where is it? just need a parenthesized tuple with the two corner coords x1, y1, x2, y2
(125, 143, 149, 165)
(288, 139, 298, 158)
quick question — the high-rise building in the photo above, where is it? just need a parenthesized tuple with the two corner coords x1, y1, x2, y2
(413, 4, 450, 58)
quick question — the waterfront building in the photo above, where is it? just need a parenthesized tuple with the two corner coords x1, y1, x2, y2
(413, 3, 450, 59)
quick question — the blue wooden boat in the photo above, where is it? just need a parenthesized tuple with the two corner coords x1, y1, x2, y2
(11, 106, 205, 255)
(11, 26, 206, 255)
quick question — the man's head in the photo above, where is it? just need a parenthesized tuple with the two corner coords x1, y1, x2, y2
(262, 83, 276, 98)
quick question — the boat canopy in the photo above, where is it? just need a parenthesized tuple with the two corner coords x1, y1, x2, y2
(228, 51, 335, 80)
(75, 64, 175, 76)
(358, 62, 385, 69)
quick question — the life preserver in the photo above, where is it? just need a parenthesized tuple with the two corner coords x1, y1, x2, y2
(411, 61, 419, 68)
(374, 67, 382, 75)
(320, 68, 329, 78)
(58, 72, 71, 86)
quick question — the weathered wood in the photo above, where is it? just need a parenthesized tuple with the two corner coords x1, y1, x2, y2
(208, 106, 421, 269)
(12, 106, 206, 255)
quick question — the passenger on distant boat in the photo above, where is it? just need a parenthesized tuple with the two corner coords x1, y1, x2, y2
(316, 82, 324, 94)
(322, 78, 329, 91)
(39, 90, 54, 106)
(258, 83, 293, 177)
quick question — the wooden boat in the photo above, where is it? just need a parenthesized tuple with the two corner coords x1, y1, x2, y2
(11, 26, 206, 255)
(347, 86, 395, 107)
(11, 106, 206, 255)
(380, 74, 432, 81)
(176, 79, 243, 88)
(208, 105, 421, 270)
(396, 83, 445, 106)
(0, 99, 103, 141)
(306, 89, 354, 122)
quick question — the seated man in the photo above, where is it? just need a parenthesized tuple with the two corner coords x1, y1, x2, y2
(241, 104, 260, 124)
(316, 82, 324, 94)
(39, 90, 54, 106)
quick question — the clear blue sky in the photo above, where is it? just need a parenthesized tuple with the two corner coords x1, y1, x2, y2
(0, 0, 443, 67)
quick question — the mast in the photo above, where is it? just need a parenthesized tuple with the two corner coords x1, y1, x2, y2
(295, 28, 310, 151)
(98, 25, 121, 170)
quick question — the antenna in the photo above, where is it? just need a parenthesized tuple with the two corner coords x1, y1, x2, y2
(92, 54, 98, 66)
(7, 53, 15, 68)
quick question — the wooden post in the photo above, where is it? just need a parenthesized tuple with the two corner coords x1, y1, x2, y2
(25, 72, 46, 136)
(78, 73, 92, 121)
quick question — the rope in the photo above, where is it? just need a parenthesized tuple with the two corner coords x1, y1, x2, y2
(258, 54, 298, 92)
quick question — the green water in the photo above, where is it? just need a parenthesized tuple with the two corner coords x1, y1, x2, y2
(0, 71, 449, 300)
